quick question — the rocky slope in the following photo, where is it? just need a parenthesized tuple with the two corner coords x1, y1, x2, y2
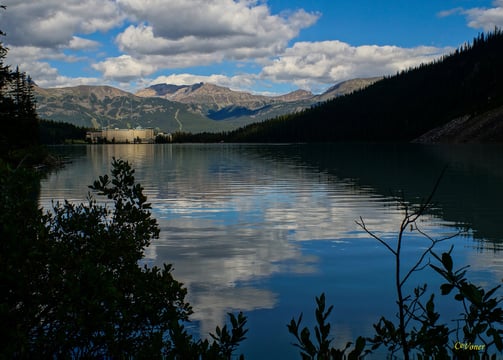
(413, 105, 503, 143)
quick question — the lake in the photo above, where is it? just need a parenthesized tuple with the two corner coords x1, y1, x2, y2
(39, 143, 503, 359)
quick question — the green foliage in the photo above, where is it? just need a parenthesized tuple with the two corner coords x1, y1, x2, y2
(0, 160, 47, 356)
(431, 249, 503, 358)
(208, 312, 248, 360)
(292, 242, 502, 360)
(288, 293, 368, 360)
(370, 285, 452, 359)
(0, 158, 248, 359)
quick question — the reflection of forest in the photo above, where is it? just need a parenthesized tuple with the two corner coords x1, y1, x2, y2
(45, 142, 503, 244)
(256, 143, 503, 245)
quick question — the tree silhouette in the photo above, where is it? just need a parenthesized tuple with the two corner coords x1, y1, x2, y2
(0, 6, 39, 161)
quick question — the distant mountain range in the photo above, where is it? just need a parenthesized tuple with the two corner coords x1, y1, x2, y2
(34, 78, 381, 133)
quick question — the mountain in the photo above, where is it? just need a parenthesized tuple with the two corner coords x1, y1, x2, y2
(34, 78, 377, 133)
(135, 82, 313, 106)
(314, 77, 382, 102)
(134, 79, 377, 123)
(135, 82, 314, 122)
(226, 30, 503, 143)
(273, 89, 314, 102)
(34, 85, 236, 133)
(35, 84, 131, 100)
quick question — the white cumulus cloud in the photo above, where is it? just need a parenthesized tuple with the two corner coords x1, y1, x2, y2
(0, 0, 125, 48)
(260, 41, 451, 90)
(92, 55, 158, 82)
(5, 56, 103, 88)
(68, 37, 101, 51)
(439, 0, 503, 31)
(115, 0, 319, 59)
(464, 0, 503, 30)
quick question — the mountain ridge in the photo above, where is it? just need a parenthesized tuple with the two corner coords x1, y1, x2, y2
(34, 78, 378, 132)
(135, 82, 314, 104)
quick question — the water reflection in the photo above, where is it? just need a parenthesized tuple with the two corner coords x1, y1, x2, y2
(40, 144, 503, 358)
(258, 143, 503, 243)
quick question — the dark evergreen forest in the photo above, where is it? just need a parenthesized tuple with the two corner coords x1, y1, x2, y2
(39, 119, 88, 144)
(223, 29, 503, 143)
(0, 13, 39, 163)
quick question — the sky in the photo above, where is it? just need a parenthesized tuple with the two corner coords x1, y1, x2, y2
(1, 0, 502, 95)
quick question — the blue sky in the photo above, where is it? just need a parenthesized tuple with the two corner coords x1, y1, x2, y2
(1, 0, 502, 94)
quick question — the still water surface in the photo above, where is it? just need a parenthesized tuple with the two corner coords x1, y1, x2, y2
(40, 143, 503, 359)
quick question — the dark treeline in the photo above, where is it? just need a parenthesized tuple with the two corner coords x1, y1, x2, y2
(39, 119, 88, 144)
(170, 130, 227, 143)
(213, 29, 503, 143)
(1, 9, 87, 155)
(0, 63, 39, 160)
(0, 11, 40, 163)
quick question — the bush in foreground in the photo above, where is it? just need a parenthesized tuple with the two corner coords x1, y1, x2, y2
(0, 158, 247, 359)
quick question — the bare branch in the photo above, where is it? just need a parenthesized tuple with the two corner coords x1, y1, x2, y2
(410, 165, 448, 223)
(359, 166, 451, 360)
(415, 226, 461, 244)
(356, 217, 397, 256)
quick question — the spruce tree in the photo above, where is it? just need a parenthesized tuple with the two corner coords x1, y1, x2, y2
(0, 5, 39, 160)
(0, 6, 12, 157)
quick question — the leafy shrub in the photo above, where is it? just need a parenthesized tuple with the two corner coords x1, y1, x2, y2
(0, 158, 247, 359)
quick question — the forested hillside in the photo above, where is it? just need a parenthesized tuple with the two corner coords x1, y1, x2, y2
(227, 30, 503, 143)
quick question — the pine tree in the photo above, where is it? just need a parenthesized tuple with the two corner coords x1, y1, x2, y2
(0, 6, 13, 157)
(8, 68, 39, 148)
(0, 5, 39, 159)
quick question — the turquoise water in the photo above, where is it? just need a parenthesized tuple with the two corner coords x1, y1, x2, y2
(40, 143, 503, 359)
